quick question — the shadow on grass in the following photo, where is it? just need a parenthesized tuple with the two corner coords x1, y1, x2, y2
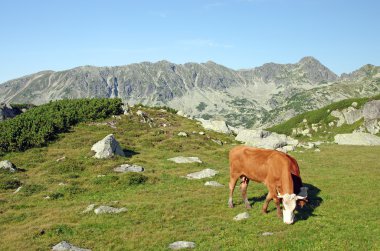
(296, 183, 323, 221)
(123, 149, 140, 158)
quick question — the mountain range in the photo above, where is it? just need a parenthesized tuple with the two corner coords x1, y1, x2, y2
(1, 57, 379, 128)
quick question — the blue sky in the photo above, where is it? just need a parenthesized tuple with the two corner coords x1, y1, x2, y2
(0, 0, 379, 83)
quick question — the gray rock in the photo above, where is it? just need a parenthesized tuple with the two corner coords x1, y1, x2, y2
(331, 110, 345, 126)
(365, 119, 380, 134)
(168, 241, 196, 250)
(262, 232, 274, 236)
(186, 168, 218, 179)
(52, 241, 91, 251)
(211, 139, 223, 145)
(197, 119, 232, 134)
(233, 212, 250, 221)
(282, 145, 295, 152)
(352, 102, 358, 107)
(235, 129, 270, 141)
(82, 204, 97, 214)
(363, 100, 380, 120)
(114, 164, 144, 173)
(177, 132, 188, 137)
(168, 156, 202, 164)
(0, 160, 17, 172)
(342, 107, 363, 124)
(314, 149, 321, 152)
(0, 103, 20, 121)
(334, 133, 380, 146)
(94, 206, 127, 214)
(91, 134, 125, 159)
(199, 131, 205, 135)
(204, 181, 224, 187)
(14, 186, 22, 194)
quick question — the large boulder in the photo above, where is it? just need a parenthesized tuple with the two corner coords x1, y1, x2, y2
(197, 119, 232, 134)
(363, 100, 380, 120)
(91, 134, 125, 159)
(334, 133, 380, 146)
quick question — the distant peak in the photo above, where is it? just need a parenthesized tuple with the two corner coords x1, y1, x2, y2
(298, 56, 321, 65)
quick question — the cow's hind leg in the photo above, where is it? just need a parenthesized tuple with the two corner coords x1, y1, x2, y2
(228, 173, 240, 208)
(240, 176, 251, 209)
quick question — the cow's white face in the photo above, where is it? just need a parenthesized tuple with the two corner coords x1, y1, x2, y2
(282, 194, 297, 224)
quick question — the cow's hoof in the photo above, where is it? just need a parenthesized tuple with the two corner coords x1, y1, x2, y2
(261, 209, 268, 214)
(245, 203, 252, 209)
(228, 203, 234, 208)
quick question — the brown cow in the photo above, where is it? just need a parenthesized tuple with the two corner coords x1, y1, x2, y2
(228, 146, 307, 224)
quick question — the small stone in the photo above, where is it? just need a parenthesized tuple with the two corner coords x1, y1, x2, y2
(97, 175, 106, 177)
(233, 212, 250, 221)
(58, 182, 66, 186)
(114, 164, 144, 173)
(56, 156, 66, 162)
(177, 132, 188, 137)
(14, 186, 22, 194)
(204, 181, 223, 187)
(211, 139, 223, 145)
(199, 131, 205, 135)
(351, 102, 358, 107)
(168, 156, 202, 164)
(82, 204, 97, 214)
(262, 232, 274, 236)
(52, 241, 91, 251)
(186, 169, 218, 180)
(314, 149, 321, 152)
(94, 205, 127, 214)
(168, 241, 196, 250)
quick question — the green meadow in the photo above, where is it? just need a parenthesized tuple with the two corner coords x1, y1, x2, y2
(0, 107, 379, 250)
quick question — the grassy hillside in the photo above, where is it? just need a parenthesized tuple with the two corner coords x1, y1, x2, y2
(267, 94, 380, 141)
(0, 105, 379, 250)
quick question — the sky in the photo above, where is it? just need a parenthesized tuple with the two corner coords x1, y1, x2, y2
(0, 0, 379, 83)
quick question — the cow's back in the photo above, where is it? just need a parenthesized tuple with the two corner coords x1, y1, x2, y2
(229, 146, 291, 183)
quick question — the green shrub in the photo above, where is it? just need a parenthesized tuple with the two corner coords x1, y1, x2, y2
(125, 173, 148, 185)
(21, 184, 46, 196)
(0, 98, 123, 152)
(0, 178, 22, 190)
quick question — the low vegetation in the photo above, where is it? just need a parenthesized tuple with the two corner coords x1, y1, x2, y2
(0, 98, 123, 154)
(0, 103, 379, 250)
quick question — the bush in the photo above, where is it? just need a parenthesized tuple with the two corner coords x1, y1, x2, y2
(22, 184, 46, 196)
(125, 173, 148, 185)
(0, 98, 123, 152)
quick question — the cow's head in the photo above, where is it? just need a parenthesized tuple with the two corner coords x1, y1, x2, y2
(278, 187, 308, 224)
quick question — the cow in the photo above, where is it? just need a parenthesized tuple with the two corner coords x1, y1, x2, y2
(228, 146, 307, 224)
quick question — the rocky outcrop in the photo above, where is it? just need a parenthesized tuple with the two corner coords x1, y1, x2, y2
(94, 206, 127, 214)
(91, 134, 125, 159)
(334, 133, 380, 146)
(235, 129, 298, 151)
(197, 119, 232, 134)
(0, 103, 21, 121)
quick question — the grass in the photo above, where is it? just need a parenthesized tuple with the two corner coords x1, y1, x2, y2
(0, 106, 379, 250)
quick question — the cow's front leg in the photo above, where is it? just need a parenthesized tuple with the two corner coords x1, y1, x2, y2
(274, 197, 282, 218)
(240, 176, 251, 209)
(262, 192, 272, 214)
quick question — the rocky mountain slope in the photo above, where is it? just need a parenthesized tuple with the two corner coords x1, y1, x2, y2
(1, 57, 379, 127)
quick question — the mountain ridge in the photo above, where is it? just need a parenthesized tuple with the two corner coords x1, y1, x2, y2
(1, 57, 379, 128)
